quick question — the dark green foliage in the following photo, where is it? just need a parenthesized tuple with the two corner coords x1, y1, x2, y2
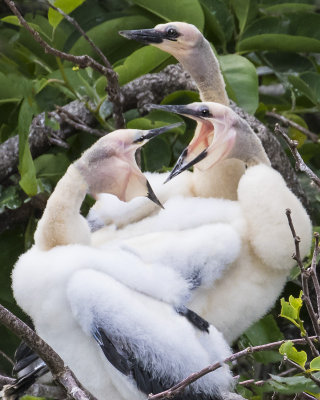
(0, 1, 319, 398)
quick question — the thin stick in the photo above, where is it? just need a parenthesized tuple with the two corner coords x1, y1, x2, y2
(0, 349, 14, 366)
(267, 111, 318, 142)
(148, 336, 317, 400)
(50, 108, 105, 137)
(0, 374, 15, 388)
(0, 304, 97, 400)
(286, 209, 320, 340)
(284, 356, 320, 388)
(3, 0, 125, 129)
(275, 124, 320, 189)
(310, 233, 320, 317)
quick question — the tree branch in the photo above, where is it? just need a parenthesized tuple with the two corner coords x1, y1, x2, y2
(0, 304, 97, 400)
(45, 0, 124, 129)
(286, 209, 320, 340)
(266, 111, 319, 143)
(275, 124, 320, 190)
(0, 374, 15, 388)
(148, 337, 317, 400)
(3, 0, 124, 129)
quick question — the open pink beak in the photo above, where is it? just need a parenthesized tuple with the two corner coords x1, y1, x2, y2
(149, 104, 236, 181)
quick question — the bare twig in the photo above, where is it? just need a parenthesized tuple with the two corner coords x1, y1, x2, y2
(0, 374, 15, 388)
(0, 304, 97, 400)
(275, 124, 320, 189)
(0, 349, 14, 366)
(310, 233, 320, 317)
(267, 111, 319, 142)
(50, 108, 105, 137)
(148, 336, 317, 400)
(4, 0, 124, 129)
(284, 356, 320, 388)
(286, 209, 320, 340)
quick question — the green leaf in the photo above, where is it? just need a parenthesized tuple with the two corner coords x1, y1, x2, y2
(243, 314, 283, 363)
(34, 153, 70, 185)
(128, 111, 186, 171)
(1, 16, 21, 26)
(289, 73, 320, 106)
(238, 13, 320, 53)
(161, 90, 201, 105)
(279, 341, 307, 369)
(263, 52, 315, 74)
(115, 46, 171, 86)
(18, 99, 38, 196)
(289, 292, 303, 312)
(283, 113, 308, 148)
(310, 356, 320, 371)
(200, 0, 234, 46)
(219, 54, 258, 114)
(70, 15, 155, 64)
(48, 0, 86, 28)
(267, 373, 320, 395)
(261, 3, 316, 16)
(230, 0, 258, 34)
(142, 136, 172, 172)
(132, 0, 204, 30)
(0, 186, 22, 212)
(280, 297, 298, 322)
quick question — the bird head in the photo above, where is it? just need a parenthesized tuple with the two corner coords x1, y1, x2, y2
(149, 102, 269, 181)
(75, 124, 181, 205)
(119, 22, 203, 57)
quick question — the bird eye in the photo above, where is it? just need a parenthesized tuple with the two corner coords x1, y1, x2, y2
(166, 27, 178, 39)
(133, 136, 145, 143)
(200, 107, 210, 117)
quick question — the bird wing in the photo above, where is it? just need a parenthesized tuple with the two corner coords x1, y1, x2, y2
(117, 222, 241, 290)
(87, 171, 193, 231)
(66, 268, 232, 399)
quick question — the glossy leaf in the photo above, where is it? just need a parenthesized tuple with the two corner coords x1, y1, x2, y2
(284, 113, 308, 147)
(243, 314, 283, 363)
(34, 153, 70, 185)
(238, 13, 320, 53)
(0, 186, 22, 212)
(263, 52, 315, 74)
(115, 46, 171, 86)
(1, 15, 21, 26)
(132, 0, 204, 30)
(261, 3, 316, 16)
(200, 0, 234, 46)
(48, 0, 86, 28)
(18, 99, 38, 196)
(310, 356, 320, 371)
(161, 90, 201, 105)
(230, 0, 258, 34)
(279, 341, 307, 369)
(268, 373, 320, 395)
(70, 15, 155, 64)
(289, 73, 320, 106)
(219, 54, 258, 114)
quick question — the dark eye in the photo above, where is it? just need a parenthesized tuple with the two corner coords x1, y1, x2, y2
(200, 107, 210, 117)
(166, 27, 179, 39)
(133, 136, 144, 143)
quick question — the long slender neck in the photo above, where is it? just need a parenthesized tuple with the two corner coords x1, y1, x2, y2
(34, 164, 91, 251)
(192, 159, 246, 200)
(176, 38, 229, 104)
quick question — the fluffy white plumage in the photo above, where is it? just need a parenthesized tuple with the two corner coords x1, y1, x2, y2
(13, 244, 233, 400)
(12, 127, 234, 400)
(89, 101, 312, 344)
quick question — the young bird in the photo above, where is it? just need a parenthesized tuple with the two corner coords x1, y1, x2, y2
(112, 102, 311, 344)
(88, 22, 244, 230)
(10, 125, 234, 400)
